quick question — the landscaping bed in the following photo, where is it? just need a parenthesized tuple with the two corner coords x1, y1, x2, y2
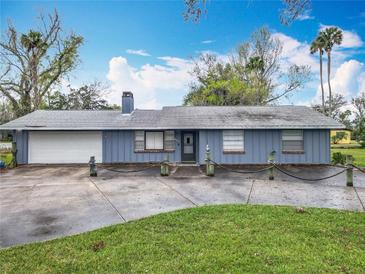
(1, 205, 364, 273)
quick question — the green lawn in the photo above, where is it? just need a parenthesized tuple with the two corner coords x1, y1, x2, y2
(1, 205, 364, 273)
(0, 153, 12, 167)
(331, 148, 365, 167)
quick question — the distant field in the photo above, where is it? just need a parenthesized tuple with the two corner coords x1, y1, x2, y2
(331, 148, 365, 167)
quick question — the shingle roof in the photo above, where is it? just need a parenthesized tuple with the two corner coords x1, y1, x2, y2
(0, 105, 345, 130)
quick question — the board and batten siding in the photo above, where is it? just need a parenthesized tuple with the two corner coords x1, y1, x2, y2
(198, 129, 330, 164)
(11, 129, 330, 165)
(13, 130, 28, 164)
(102, 130, 182, 163)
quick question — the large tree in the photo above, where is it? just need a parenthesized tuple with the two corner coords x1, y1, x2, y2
(44, 81, 120, 111)
(312, 94, 352, 128)
(310, 36, 325, 113)
(0, 10, 83, 118)
(184, 0, 311, 25)
(319, 27, 343, 116)
(184, 27, 310, 106)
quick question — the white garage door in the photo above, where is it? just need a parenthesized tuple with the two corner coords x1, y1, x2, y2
(28, 131, 102, 164)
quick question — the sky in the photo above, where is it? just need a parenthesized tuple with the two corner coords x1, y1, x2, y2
(1, 0, 364, 109)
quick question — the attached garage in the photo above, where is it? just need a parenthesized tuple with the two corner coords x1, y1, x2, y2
(28, 131, 102, 164)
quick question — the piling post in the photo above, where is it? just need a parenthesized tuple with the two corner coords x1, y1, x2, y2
(160, 155, 170, 176)
(268, 151, 276, 180)
(346, 155, 353, 187)
(89, 156, 97, 177)
(205, 145, 214, 176)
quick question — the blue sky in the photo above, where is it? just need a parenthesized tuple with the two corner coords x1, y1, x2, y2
(1, 0, 365, 109)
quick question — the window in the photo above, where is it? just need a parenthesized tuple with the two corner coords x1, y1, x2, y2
(134, 131, 145, 151)
(164, 130, 175, 151)
(145, 131, 164, 150)
(282, 130, 304, 153)
(134, 130, 175, 152)
(223, 130, 244, 153)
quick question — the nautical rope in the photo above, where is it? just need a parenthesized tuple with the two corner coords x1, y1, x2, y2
(351, 164, 365, 174)
(210, 160, 274, 174)
(102, 163, 163, 173)
(273, 164, 347, 181)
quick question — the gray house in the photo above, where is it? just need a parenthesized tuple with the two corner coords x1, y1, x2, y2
(0, 92, 344, 165)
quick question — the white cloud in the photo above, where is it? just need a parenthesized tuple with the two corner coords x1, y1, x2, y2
(201, 40, 215, 44)
(106, 56, 193, 109)
(126, 49, 151, 56)
(297, 10, 314, 21)
(272, 33, 318, 72)
(314, 60, 365, 103)
(319, 25, 364, 48)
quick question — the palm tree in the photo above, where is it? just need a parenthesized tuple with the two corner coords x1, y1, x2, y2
(319, 27, 343, 116)
(310, 36, 325, 113)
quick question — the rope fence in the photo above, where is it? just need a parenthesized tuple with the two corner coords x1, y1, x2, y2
(352, 164, 365, 174)
(273, 164, 347, 181)
(203, 146, 358, 186)
(210, 159, 273, 174)
(103, 164, 161, 173)
(85, 147, 362, 187)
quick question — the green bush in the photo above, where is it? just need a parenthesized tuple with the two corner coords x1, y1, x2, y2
(332, 152, 347, 165)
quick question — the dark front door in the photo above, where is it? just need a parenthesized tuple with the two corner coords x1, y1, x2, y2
(181, 132, 196, 162)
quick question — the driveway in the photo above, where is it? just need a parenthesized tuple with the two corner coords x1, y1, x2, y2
(1, 165, 364, 248)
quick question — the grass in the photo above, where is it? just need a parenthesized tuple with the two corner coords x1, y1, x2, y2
(331, 141, 362, 149)
(331, 147, 365, 167)
(1, 205, 364, 273)
(0, 152, 12, 166)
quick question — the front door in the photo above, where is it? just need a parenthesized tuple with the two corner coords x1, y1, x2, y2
(181, 132, 196, 162)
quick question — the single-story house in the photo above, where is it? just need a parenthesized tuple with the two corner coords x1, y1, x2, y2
(0, 92, 344, 165)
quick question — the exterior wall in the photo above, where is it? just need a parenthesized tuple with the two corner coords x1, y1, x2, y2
(198, 129, 330, 165)
(9, 129, 330, 165)
(103, 130, 182, 163)
(13, 130, 28, 164)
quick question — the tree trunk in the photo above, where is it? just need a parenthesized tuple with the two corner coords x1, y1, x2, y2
(327, 50, 332, 117)
(319, 50, 325, 113)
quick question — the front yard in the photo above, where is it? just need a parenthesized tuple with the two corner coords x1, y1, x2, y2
(1, 205, 364, 273)
(331, 147, 365, 167)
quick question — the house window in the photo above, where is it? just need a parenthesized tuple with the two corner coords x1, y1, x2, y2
(282, 130, 304, 153)
(134, 131, 145, 151)
(134, 130, 175, 152)
(223, 130, 244, 153)
(164, 130, 175, 151)
(145, 131, 164, 150)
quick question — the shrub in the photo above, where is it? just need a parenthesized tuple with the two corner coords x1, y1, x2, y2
(332, 152, 347, 165)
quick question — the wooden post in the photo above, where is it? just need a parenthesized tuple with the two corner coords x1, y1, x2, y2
(346, 155, 353, 187)
(11, 142, 17, 168)
(160, 155, 170, 176)
(205, 145, 214, 176)
(268, 151, 275, 180)
(89, 156, 97, 177)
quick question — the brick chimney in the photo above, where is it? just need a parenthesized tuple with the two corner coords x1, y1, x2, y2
(122, 91, 134, 114)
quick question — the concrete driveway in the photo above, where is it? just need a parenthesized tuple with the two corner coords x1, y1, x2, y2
(1, 165, 364, 248)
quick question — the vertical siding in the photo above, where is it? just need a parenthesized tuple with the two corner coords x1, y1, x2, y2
(199, 129, 330, 165)
(12, 129, 330, 165)
(13, 130, 28, 164)
(103, 130, 182, 163)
